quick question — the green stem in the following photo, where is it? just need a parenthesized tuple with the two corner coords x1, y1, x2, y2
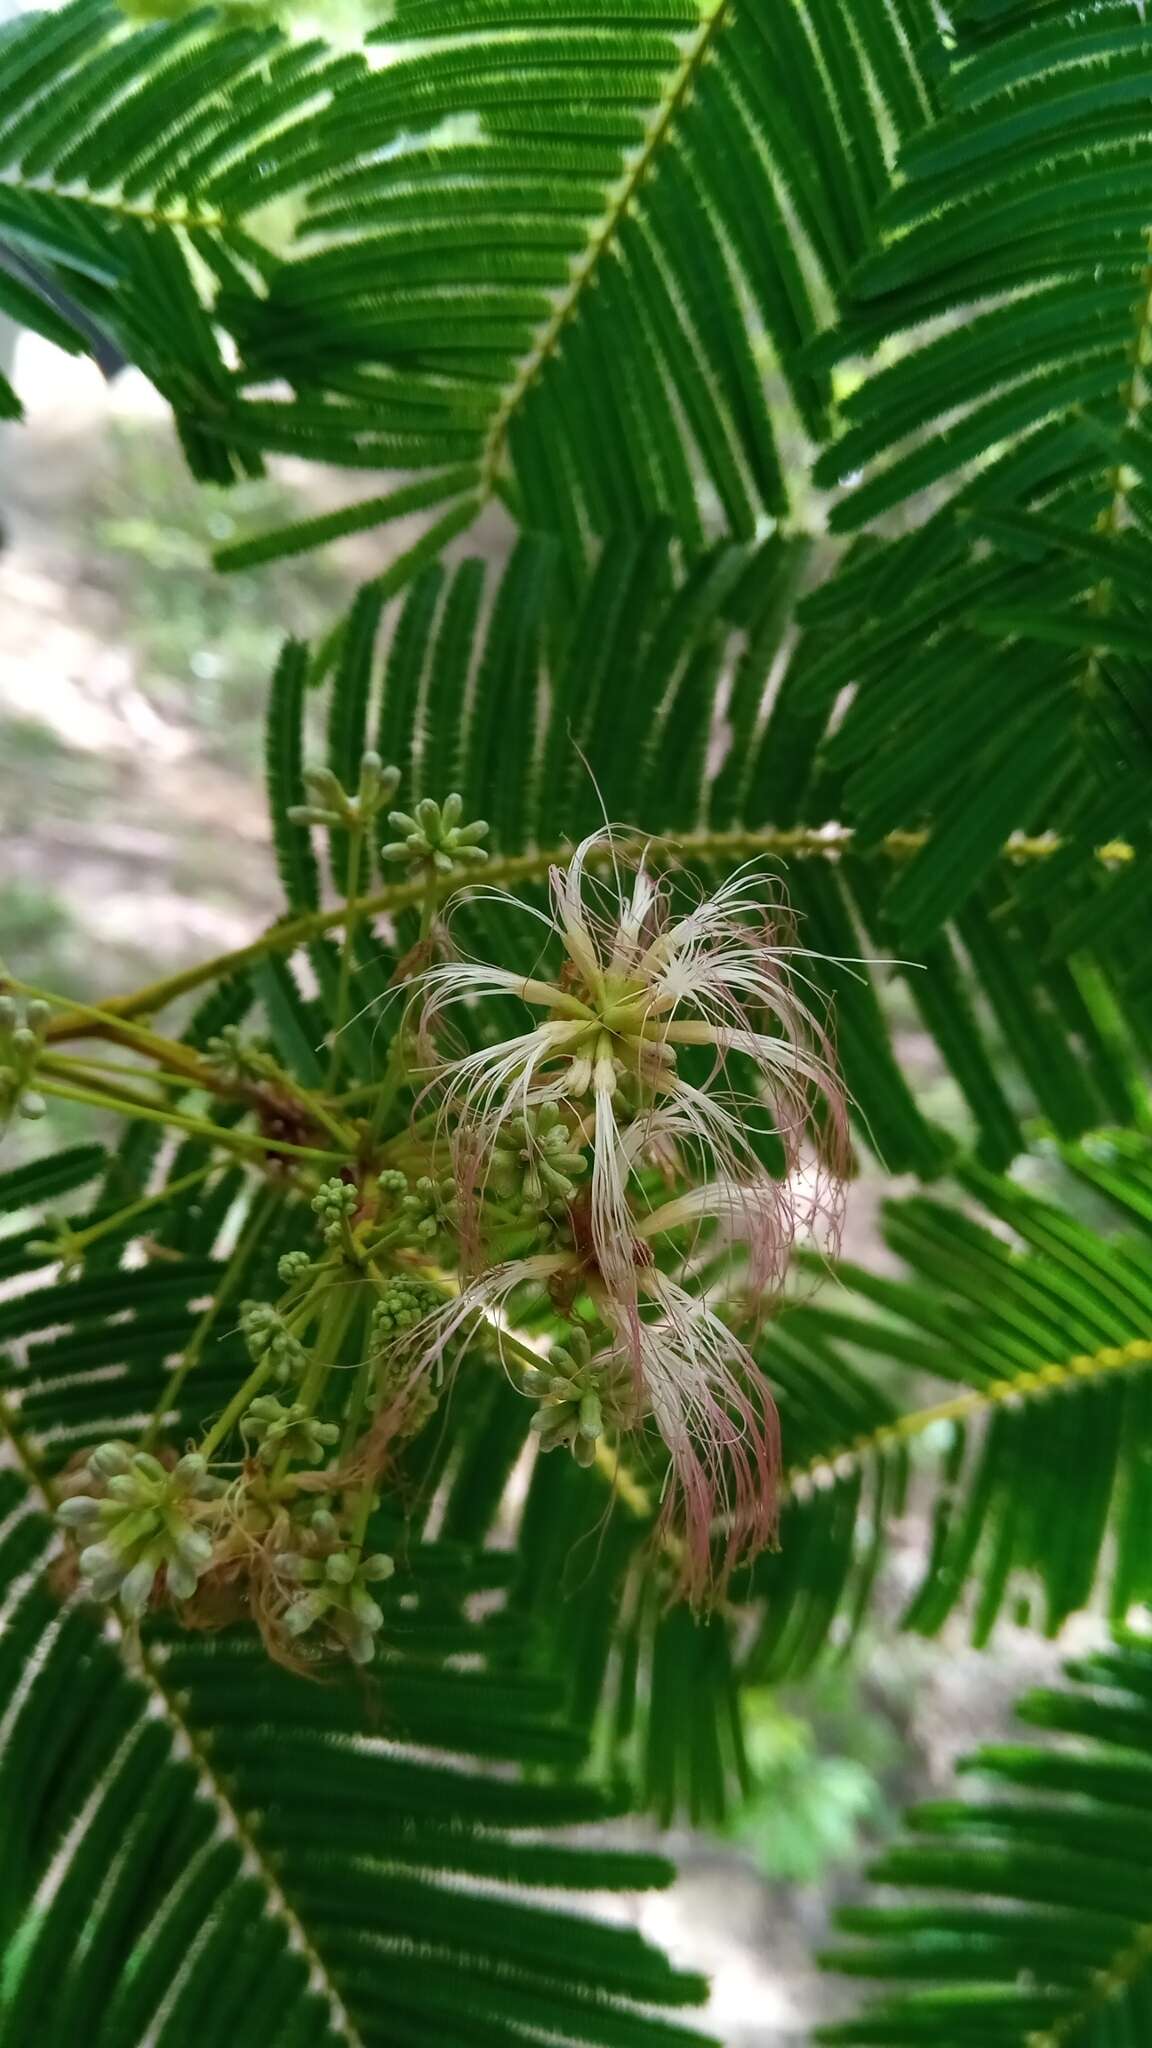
(271, 1285, 361, 1487)
(417, 875, 437, 946)
(24, 973, 360, 1152)
(40, 1056, 184, 1117)
(347, 1476, 375, 1554)
(340, 1349, 375, 1462)
(143, 1186, 280, 1448)
(291, 1088, 361, 1153)
(364, 1010, 411, 1152)
(328, 820, 365, 1092)
(11, 972, 213, 1076)
(38, 825, 1128, 1038)
(45, 1052, 199, 1091)
(198, 1358, 276, 1460)
(0, 1388, 60, 1508)
(68, 1161, 217, 1260)
(362, 874, 436, 1153)
(39, 1077, 348, 1166)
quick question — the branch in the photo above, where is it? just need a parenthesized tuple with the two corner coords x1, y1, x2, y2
(42, 823, 1137, 1037)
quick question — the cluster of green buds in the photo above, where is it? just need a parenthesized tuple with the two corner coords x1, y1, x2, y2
(311, 1176, 359, 1248)
(398, 1173, 455, 1245)
(381, 793, 489, 875)
(277, 1248, 315, 1289)
(370, 1274, 442, 1344)
(57, 1443, 223, 1615)
(287, 751, 399, 833)
(202, 1024, 283, 1087)
(241, 1395, 339, 1467)
(240, 1300, 308, 1383)
(488, 1104, 586, 1215)
(370, 1169, 454, 1250)
(521, 1331, 634, 1468)
(0, 993, 49, 1126)
(281, 1545, 394, 1664)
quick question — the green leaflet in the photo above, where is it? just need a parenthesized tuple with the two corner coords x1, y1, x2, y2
(265, 639, 320, 915)
(255, 537, 1147, 1172)
(749, 1146, 1152, 1673)
(821, 1639, 1152, 2046)
(0, 1146, 712, 2043)
(0, 1473, 713, 2048)
(463, 1140, 1152, 1811)
(818, 5, 1152, 558)
(0, 0, 943, 553)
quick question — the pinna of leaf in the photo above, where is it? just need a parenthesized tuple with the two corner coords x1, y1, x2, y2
(53, 818, 848, 1655)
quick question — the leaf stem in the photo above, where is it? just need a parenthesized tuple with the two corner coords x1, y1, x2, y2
(143, 1185, 280, 1448)
(40, 825, 1135, 1038)
(781, 1336, 1152, 1501)
(0, 1388, 59, 1507)
(327, 818, 365, 1092)
(271, 1285, 360, 1488)
(66, 1161, 218, 1260)
(38, 1077, 348, 1166)
(199, 1358, 276, 1461)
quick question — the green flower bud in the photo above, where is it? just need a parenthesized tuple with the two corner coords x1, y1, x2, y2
(380, 793, 489, 875)
(518, 1367, 555, 1398)
(120, 1556, 159, 1618)
(91, 1442, 133, 1479)
(278, 1545, 394, 1664)
(277, 1249, 313, 1288)
(131, 1452, 168, 1484)
(60, 1438, 223, 1616)
(289, 755, 400, 832)
(57, 1494, 102, 1528)
(0, 992, 50, 1128)
(284, 1592, 327, 1637)
(203, 1025, 282, 1086)
(311, 1178, 359, 1247)
(347, 1585, 384, 1630)
(240, 1396, 338, 1467)
(369, 1275, 441, 1345)
(523, 1338, 630, 1466)
(239, 1301, 308, 1382)
(489, 1105, 586, 1216)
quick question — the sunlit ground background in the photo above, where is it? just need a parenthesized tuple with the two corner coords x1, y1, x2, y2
(0, 330, 1097, 2043)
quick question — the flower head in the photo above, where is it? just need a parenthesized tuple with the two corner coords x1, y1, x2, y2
(418, 829, 848, 1298)
(58, 1443, 223, 1615)
(378, 831, 851, 1600)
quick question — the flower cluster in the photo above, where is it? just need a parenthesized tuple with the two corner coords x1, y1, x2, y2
(390, 828, 849, 1600)
(57, 1445, 223, 1615)
(0, 992, 49, 1126)
(381, 793, 489, 875)
(241, 1396, 339, 1467)
(50, 817, 849, 1657)
(280, 1547, 394, 1665)
(521, 1329, 635, 1466)
(240, 1300, 309, 1383)
(287, 751, 399, 833)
